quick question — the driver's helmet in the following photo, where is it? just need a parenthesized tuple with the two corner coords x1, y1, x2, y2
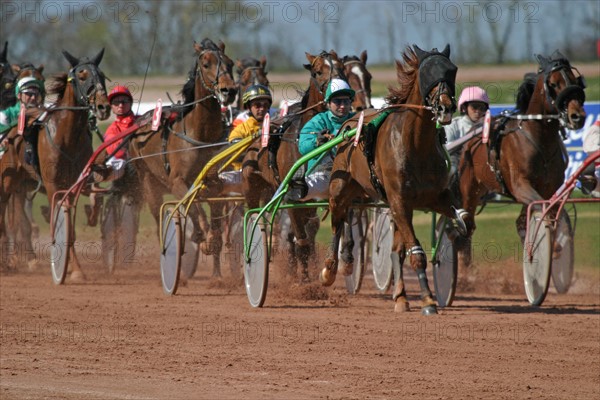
(16, 76, 45, 97)
(242, 84, 272, 109)
(108, 85, 133, 103)
(458, 86, 489, 113)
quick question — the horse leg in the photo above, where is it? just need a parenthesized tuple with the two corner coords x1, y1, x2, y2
(13, 190, 36, 269)
(392, 207, 437, 315)
(287, 209, 311, 282)
(0, 197, 16, 270)
(207, 201, 224, 278)
(339, 208, 355, 276)
(391, 232, 409, 312)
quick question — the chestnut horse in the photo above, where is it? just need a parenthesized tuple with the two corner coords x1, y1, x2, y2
(0, 62, 45, 269)
(128, 38, 237, 277)
(241, 50, 347, 281)
(324, 45, 466, 315)
(456, 50, 587, 270)
(0, 41, 17, 109)
(1, 49, 110, 277)
(342, 51, 372, 111)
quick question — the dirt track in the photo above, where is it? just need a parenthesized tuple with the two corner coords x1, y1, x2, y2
(1, 237, 599, 399)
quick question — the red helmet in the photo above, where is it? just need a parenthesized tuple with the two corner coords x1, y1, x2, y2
(108, 85, 133, 103)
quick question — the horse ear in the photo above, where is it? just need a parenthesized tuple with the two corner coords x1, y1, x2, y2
(37, 64, 44, 74)
(535, 54, 547, 66)
(260, 55, 267, 71)
(13, 64, 21, 74)
(305, 52, 316, 65)
(193, 41, 202, 54)
(360, 50, 368, 65)
(91, 48, 104, 66)
(235, 59, 243, 70)
(0, 41, 7, 63)
(413, 45, 428, 62)
(62, 50, 80, 67)
(441, 44, 451, 58)
(330, 49, 338, 59)
(218, 40, 226, 52)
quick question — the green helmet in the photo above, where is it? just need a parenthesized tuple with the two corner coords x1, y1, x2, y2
(242, 84, 272, 109)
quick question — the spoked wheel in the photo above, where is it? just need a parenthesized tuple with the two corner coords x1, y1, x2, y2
(50, 205, 71, 285)
(160, 207, 182, 296)
(244, 213, 269, 308)
(432, 217, 458, 308)
(341, 209, 368, 295)
(551, 209, 574, 294)
(226, 204, 244, 280)
(371, 209, 393, 292)
(180, 210, 200, 280)
(523, 211, 552, 306)
(102, 194, 140, 273)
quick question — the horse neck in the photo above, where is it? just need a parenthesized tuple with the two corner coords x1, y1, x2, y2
(401, 88, 437, 149)
(183, 79, 223, 142)
(523, 80, 562, 144)
(52, 83, 90, 147)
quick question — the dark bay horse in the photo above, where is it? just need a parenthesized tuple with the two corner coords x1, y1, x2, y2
(0, 62, 45, 269)
(235, 56, 269, 110)
(0, 41, 17, 109)
(1, 50, 110, 277)
(456, 50, 586, 270)
(241, 50, 346, 281)
(128, 38, 237, 277)
(343, 51, 372, 111)
(324, 45, 465, 314)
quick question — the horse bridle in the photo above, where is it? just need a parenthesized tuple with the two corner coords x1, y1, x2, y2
(418, 54, 457, 122)
(310, 52, 346, 97)
(194, 48, 232, 101)
(343, 59, 372, 107)
(67, 61, 107, 111)
(541, 62, 586, 126)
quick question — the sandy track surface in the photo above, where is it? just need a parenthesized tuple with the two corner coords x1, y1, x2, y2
(1, 240, 599, 399)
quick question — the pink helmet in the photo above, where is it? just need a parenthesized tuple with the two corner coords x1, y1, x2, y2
(458, 86, 490, 112)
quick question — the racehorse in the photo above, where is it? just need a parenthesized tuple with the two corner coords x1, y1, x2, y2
(241, 50, 346, 281)
(323, 45, 465, 314)
(0, 41, 17, 109)
(342, 51, 372, 111)
(129, 38, 237, 277)
(455, 50, 586, 270)
(235, 56, 269, 110)
(0, 62, 45, 269)
(1, 49, 110, 277)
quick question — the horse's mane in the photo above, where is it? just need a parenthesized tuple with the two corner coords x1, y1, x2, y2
(385, 47, 419, 104)
(47, 73, 68, 100)
(516, 72, 538, 113)
(236, 57, 261, 76)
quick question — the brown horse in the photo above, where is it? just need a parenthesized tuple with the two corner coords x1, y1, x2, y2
(456, 50, 586, 270)
(324, 45, 465, 314)
(1, 49, 110, 277)
(0, 41, 17, 109)
(241, 50, 346, 281)
(343, 51, 372, 111)
(0, 61, 44, 267)
(129, 38, 237, 277)
(235, 56, 269, 110)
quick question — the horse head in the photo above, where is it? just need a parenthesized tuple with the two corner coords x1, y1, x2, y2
(236, 56, 269, 93)
(535, 51, 586, 130)
(414, 44, 457, 125)
(343, 51, 372, 111)
(192, 38, 237, 106)
(0, 41, 18, 109)
(62, 48, 111, 120)
(304, 50, 346, 98)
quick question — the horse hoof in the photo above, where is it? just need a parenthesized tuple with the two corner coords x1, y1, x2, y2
(394, 298, 410, 312)
(421, 305, 438, 316)
(319, 267, 336, 287)
(341, 262, 353, 276)
(27, 259, 40, 271)
(69, 271, 86, 282)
